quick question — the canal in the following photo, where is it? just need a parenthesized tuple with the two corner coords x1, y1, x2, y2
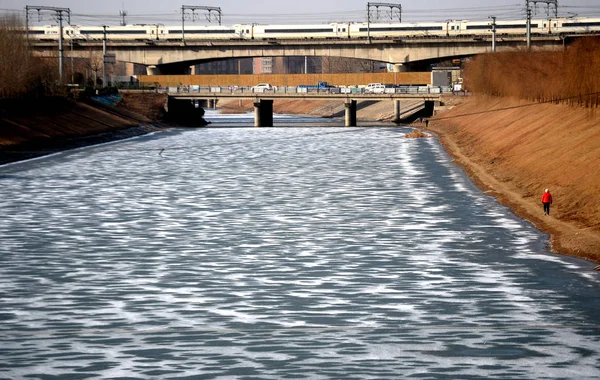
(1, 112, 599, 379)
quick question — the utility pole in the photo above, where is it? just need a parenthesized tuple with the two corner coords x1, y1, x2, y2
(71, 36, 74, 84)
(120, 1, 127, 26)
(525, 0, 559, 50)
(102, 25, 107, 87)
(25, 6, 71, 84)
(489, 16, 497, 52)
(367, 2, 402, 42)
(526, 6, 532, 50)
(181, 5, 222, 43)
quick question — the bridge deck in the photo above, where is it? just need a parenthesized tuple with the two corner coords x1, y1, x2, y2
(171, 92, 442, 101)
(166, 86, 445, 101)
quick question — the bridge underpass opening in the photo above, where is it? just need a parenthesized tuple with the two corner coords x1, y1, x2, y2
(144, 55, 419, 77)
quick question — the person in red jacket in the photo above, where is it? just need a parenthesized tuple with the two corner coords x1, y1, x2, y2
(542, 189, 553, 215)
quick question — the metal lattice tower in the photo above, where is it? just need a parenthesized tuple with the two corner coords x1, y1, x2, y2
(366, 2, 402, 41)
(526, 0, 558, 49)
(527, 0, 559, 17)
(367, 2, 402, 22)
(181, 5, 222, 43)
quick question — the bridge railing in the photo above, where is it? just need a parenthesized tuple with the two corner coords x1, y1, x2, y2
(160, 85, 453, 95)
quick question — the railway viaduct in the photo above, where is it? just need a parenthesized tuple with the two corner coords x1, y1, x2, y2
(30, 34, 570, 75)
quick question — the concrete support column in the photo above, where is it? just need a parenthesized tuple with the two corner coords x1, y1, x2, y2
(254, 99, 273, 127)
(345, 100, 357, 127)
(393, 64, 407, 72)
(254, 101, 261, 127)
(146, 65, 160, 75)
(393, 100, 401, 123)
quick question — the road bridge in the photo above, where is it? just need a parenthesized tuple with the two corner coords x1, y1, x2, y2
(166, 86, 443, 127)
(31, 35, 567, 74)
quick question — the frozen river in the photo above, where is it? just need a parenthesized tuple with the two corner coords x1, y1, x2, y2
(1, 113, 599, 379)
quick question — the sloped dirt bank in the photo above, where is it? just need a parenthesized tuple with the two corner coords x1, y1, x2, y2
(428, 95, 600, 264)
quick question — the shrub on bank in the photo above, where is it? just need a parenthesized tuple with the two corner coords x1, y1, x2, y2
(405, 129, 431, 138)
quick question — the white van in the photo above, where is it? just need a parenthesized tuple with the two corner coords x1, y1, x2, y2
(252, 83, 273, 92)
(364, 83, 385, 94)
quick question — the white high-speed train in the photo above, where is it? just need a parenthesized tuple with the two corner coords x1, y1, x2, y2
(27, 17, 600, 42)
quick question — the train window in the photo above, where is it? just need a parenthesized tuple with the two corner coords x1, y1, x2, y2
(554, 23, 557, 28)
(563, 21, 600, 27)
(544, 24, 547, 27)
(264, 28, 334, 33)
(359, 25, 444, 32)
(108, 30, 147, 34)
(451, 26, 455, 30)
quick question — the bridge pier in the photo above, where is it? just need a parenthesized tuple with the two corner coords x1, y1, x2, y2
(254, 99, 273, 127)
(393, 100, 401, 123)
(393, 64, 408, 72)
(345, 100, 357, 127)
(146, 65, 160, 75)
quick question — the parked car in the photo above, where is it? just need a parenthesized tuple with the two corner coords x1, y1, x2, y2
(364, 83, 385, 94)
(252, 83, 274, 92)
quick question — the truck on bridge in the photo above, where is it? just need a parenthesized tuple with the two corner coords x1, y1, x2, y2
(298, 81, 337, 92)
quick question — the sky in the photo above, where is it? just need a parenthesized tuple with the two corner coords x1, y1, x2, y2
(2, 0, 599, 25)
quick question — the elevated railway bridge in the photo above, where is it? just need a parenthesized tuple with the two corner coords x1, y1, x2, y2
(30, 34, 573, 75)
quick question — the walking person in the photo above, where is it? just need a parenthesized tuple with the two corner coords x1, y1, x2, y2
(542, 189, 553, 216)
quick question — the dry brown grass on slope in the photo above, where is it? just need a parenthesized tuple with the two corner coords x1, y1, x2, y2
(429, 96, 600, 263)
(464, 37, 600, 107)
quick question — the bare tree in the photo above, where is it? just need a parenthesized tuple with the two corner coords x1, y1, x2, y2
(0, 15, 35, 97)
(82, 49, 111, 86)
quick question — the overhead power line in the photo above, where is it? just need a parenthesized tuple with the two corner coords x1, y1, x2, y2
(4, 4, 600, 26)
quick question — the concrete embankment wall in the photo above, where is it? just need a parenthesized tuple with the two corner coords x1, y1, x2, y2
(0, 96, 161, 165)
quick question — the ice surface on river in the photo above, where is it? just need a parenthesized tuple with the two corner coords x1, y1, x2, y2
(1, 126, 599, 379)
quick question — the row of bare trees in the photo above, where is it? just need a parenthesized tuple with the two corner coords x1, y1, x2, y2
(463, 37, 600, 107)
(0, 14, 114, 99)
(0, 15, 47, 98)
